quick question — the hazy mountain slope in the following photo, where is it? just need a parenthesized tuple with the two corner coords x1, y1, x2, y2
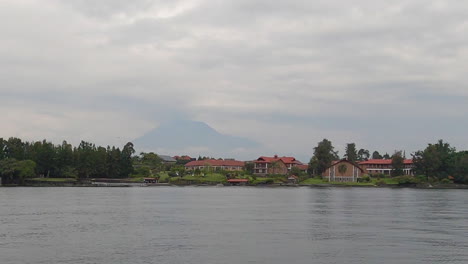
(132, 120, 260, 155)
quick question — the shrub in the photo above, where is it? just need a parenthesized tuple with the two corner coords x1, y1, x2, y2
(298, 175, 310, 182)
(440, 178, 452, 184)
(168, 172, 178, 177)
(428, 177, 440, 184)
(61, 166, 78, 179)
(394, 176, 421, 185)
(375, 180, 386, 186)
(415, 175, 428, 182)
(358, 176, 371, 183)
(130, 167, 151, 178)
(158, 173, 170, 183)
(265, 174, 287, 183)
(372, 173, 386, 179)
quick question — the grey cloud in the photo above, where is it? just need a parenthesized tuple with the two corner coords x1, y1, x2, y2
(1, 0, 468, 159)
(57, 0, 161, 18)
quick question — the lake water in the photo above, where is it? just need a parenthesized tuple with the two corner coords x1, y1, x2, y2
(1, 187, 467, 264)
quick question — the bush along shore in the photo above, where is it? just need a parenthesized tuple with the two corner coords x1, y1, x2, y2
(16, 174, 468, 189)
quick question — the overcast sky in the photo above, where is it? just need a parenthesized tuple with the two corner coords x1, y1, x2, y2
(1, 0, 468, 161)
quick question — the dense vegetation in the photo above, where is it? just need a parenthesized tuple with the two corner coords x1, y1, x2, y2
(0, 137, 134, 184)
(1, 136, 468, 186)
(413, 140, 468, 183)
(308, 138, 468, 184)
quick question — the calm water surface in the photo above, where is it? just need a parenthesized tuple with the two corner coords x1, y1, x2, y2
(1, 187, 467, 264)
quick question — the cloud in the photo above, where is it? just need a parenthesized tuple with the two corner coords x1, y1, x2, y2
(1, 0, 468, 158)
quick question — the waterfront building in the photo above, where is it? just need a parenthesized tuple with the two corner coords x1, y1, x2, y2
(159, 155, 177, 164)
(359, 159, 415, 176)
(185, 159, 245, 171)
(322, 159, 365, 182)
(253, 155, 304, 176)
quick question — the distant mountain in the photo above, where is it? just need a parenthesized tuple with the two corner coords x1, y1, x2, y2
(132, 120, 261, 157)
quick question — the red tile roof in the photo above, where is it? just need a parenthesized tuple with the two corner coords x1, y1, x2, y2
(328, 159, 365, 172)
(255, 156, 301, 165)
(296, 164, 309, 170)
(185, 159, 245, 167)
(359, 159, 413, 165)
(174, 155, 193, 160)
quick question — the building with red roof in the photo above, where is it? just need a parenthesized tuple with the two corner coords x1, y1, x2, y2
(253, 155, 304, 176)
(323, 159, 365, 182)
(358, 159, 414, 176)
(295, 164, 309, 172)
(173, 155, 194, 161)
(185, 159, 245, 171)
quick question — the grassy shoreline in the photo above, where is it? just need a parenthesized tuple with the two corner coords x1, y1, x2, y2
(11, 177, 468, 189)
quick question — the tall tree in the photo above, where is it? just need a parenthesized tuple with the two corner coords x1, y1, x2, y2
(413, 139, 455, 179)
(449, 151, 468, 183)
(141, 152, 164, 173)
(391, 151, 404, 176)
(120, 142, 135, 178)
(344, 143, 358, 162)
(140, 152, 162, 166)
(0, 159, 36, 185)
(31, 140, 57, 177)
(5, 137, 25, 160)
(372, 151, 383, 159)
(94, 146, 108, 177)
(309, 139, 339, 175)
(308, 156, 319, 175)
(244, 162, 254, 174)
(0, 138, 6, 160)
(106, 146, 121, 178)
(75, 141, 96, 179)
(56, 140, 74, 177)
(357, 149, 370, 161)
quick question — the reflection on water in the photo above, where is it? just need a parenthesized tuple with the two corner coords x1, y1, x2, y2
(0, 187, 467, 264)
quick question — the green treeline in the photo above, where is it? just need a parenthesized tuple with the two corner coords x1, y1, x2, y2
(413, 140, 468, 183)
(1, 136, 468, 186)
(0, 137, 135, 185)
(308, 139, 468, 184)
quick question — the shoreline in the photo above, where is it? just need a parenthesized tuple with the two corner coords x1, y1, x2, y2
(5, 182, 468, 189)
